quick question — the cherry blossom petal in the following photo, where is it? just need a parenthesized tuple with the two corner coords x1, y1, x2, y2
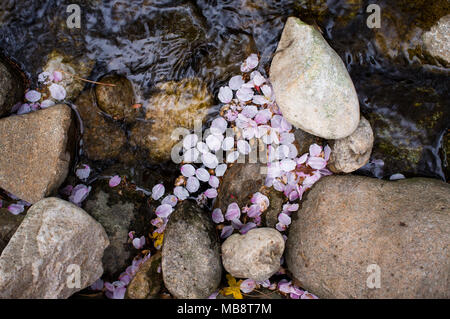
(69, 184, 91, 205)
(25, 90, 41, 103)
(210, 117, 228, 135)
(76, 164, 91, 180)
(49, 83, 66, 100)
(242, 105, 258, 119)
(181, 164, 196, 177)
(7, 204, 24, 215)
(109, 175, 121, 187)
(225, 202, 241, 221)
(218, 86, 233, 103)
(309, 144, 322, 157)
(280, 132, 295, 145)
(155, 204, 173, 218)
(197, 141, 210, 154)
(183, 148, 199, 163)
(40, 99, 55, 108)
(390, 173, 405, 180)
(240, 53, 259, 72)
(226, 151, 240, 163)
(297, 153, 308, 165)
(240, 222, 257, 234)
(53, 71, 63, 82)
(132, 236, 146, 249)
(220, 225, 234, 239)
(254, 109, 272, 124)
(206, 134, 222, 152)
(174, 186, 189, 200)
(236, 87, 254, 102)
(222, 136, 235, 151)
(276, 222, 287, 232)
(209, 175, 220, 188)
(204, 188, 218, 199)
(161, 194, 178, 207)
(185, 176, 199, 193)
(201, 152, 219, 169)
(17, 103, 31, 115)
(278, 212, 292, 226)
(212, 208, 224, 223)
(240, 278, 257, 293)
(215, 164, 227, 177)
(280, 159, 296, 172)
(307, 156, 327, 170)
(273, 179, 286, 192)
(288, 144, 298, 158)
(237, 140, 251, 155)
(229, 75, 245, 90)
(183, 134, 198, 149)
(195, 167, 210, 182)
(251, 71, 266, 87)
(324, 145, 331, 161)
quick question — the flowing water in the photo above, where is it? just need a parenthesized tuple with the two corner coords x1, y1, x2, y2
(0, 0, 449, 181)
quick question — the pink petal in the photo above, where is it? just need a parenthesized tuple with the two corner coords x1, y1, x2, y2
(229, 75, 245, 90)
(278, 212, 291, 226)
(7, 204, 24, 215)
(152, 184, 165, 200)
(195, 168, 210, 182)
(76, 164, 91, 180)
(186, 176, 200, 193)
(212, 208, 224, 223)
(109, 175, 121, 187)
(174, 186, 189, 200)
(218, 86, 233, 103)
(155, 204, 173, 218)
(181, 164, 196, 177)
(240, 279, 257, 293)
(309, 144, 322, 157)
(240, 222, 257, 234)
(49, 83, 66, 100)
(220, 225, 234, 239)
(25, 90, 41, 103)
(225, 202, 241, 221)
(209, 175, 220, 188)
(161, 194, 178, 207)
(307, 157, 327, 170)
(204, 188, 218, 199)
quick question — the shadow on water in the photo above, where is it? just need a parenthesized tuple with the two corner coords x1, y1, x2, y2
(0, 0, 449, 180)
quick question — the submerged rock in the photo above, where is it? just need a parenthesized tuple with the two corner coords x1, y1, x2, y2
(328, 116, 374, 173)
(0, 60, 24, 117)
(270, 17, 360, 139)
(125, 252, 162, 299)
(162, 201, 222, 299)
(0, 105, 74, 203)
(222, 227, 285, 281)
(0, 208, 24, 254)
(423, 14, 450, 65)
(75, 89, 127, 161)
(214, 163, 266, 213)
(95, 74, 138, 122)
(293, 128, 325, 156)
(286, 175, 450, 298)
(84, 189, 146, 279)
(0, 197, 109, 299)
(130, 78, 212, 163)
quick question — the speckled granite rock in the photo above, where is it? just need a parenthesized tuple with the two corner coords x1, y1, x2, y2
(222, 227, 285, 281)
(126, 252, 162, 299)
(162, 201, 222, 299)
(286, 175, 450, 298)
(0, 105, 74, 203)
(0, 197, 109, 299)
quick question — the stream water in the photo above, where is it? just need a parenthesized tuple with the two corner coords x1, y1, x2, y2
(0, 0, 449, 181)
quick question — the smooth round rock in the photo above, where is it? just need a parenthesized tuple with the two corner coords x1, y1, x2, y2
(270, 17, 360, 139)
(162, 201, 222, 299)
(222, 227, 285, 281)
(328, 116, 374, 173)
(286, 175, 450, 299)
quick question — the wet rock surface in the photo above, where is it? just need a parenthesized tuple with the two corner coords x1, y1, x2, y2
(95, 74, 138, 122)
(0, 60, 24, 117)
(130, 78, 212, 163)
(84, 189, 142, 279)
(0, 208, 24, 254)
(286, 175, 450, 298)
(222, 227, 285, 281)
(0, 197, 109, 299)
(270, 17, 360, 139)
(162, 201, 222, 299)
(75, 89, 128, 162)
(214, 163, 266, 213)
(328, 116, 374, 173)
(0, 105, 74, 203)
(125, 252, 162, 299)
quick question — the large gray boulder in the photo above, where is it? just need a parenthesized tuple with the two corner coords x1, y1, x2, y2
(161, 201, 222, 299)
(0, 198, 109, 299)
(286, 175, 450, 298)
(270, 17, 360, 139)
(0, 105, 74, 203)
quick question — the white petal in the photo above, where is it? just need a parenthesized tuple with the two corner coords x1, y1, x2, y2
(197, 141, 210, 154)
(196, 168, 210, 182)
(186, 176, 200, 193)
(206, 134, 222, 152)
(201, 152, 219, 169)
(215, 164, 227, 177)
(183, 134, 198, 149)
(218, 86, 233, 103)
(236, 87, 254, 102)
(229, 75, 245, 90)
(181, 164, 196, 177)
(280, 159, 296, 172)
(222, 137, 235, 151)
(237, 140, 251, 155)
(226, 151, 240, 163)
(210, 117, 228, 135)
(183, 148, 199, 163)
(49, 83, 66, 100)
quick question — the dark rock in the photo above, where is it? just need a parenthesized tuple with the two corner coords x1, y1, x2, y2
(286, 175, 450, 298)
(162, 201, 222, 299)
(95, 74, 138, 122)
(125, 252, 162, 299)
(293, 128, 324, 156)
(0, 208, 24, 254)
(0, 60, 24, 117)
